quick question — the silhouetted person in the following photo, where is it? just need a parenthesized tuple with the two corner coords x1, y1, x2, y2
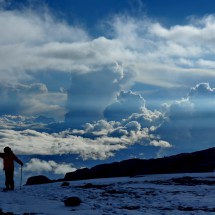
(0, 147, 23, 191)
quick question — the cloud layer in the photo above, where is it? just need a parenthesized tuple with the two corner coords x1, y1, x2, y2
(1, 6, 215, 122)
(1, 3, 215, 176)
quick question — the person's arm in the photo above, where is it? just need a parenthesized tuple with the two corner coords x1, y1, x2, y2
(13, 154, 23, 166)
(0, 153, 4, 158)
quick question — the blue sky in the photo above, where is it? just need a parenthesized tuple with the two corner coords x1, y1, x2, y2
(1, 0, 215, 179)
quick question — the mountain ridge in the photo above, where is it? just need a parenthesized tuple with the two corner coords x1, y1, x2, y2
(64, 147, 215, 181)
(26, 147, 215, 185)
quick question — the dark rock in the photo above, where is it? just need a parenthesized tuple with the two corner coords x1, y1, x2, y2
(23, 213, 37, 215)
(64, 197, 82, 207)
(61, 182, 70, 187)
(121, 205, 141, 210)
(26, 175, 52, 185)
(0, 209, 14, 215)
(77, 183, 110, 189)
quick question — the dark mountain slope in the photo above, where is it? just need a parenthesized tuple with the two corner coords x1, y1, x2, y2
(64, 147, 215, 181)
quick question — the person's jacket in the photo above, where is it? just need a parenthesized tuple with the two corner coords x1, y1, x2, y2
(0, 152, 23, 170)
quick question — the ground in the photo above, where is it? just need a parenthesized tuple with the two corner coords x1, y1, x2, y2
(0, 172, 215, 214)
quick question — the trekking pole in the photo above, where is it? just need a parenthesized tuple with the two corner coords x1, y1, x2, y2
(20, 166, 23, 190)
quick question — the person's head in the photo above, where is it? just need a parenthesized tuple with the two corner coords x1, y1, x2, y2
(4, 146, 12, 154)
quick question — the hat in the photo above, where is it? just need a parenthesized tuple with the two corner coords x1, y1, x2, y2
(4, 146, 12, 153)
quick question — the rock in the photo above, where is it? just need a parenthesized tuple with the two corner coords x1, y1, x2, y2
(0, 209, 14, 215)
(23, 213, 37, 215)
(26, 175, 52, 185)
(77, 183, 109, 189)
(61, 182, 70, 187)
(64, 197, 82, 207)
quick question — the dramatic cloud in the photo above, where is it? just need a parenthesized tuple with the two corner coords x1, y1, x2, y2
(156, 83, 215, 154)
(1, 3, 215, 163)
(1, 5, 215, 121)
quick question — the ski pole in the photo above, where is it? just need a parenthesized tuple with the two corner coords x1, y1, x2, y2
(20, 166, 23, 190)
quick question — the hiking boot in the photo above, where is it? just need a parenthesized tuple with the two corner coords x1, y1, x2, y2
(3, 187, 9, 191)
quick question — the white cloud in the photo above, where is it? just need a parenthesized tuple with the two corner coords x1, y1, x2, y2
(0, 128, 128, 159)
(109, 14, 215, 87)
(149, 140, 171, 148)
(0, 115, 53, 130)
(23, 158, 76, 175)
(0, 8, 89, 82)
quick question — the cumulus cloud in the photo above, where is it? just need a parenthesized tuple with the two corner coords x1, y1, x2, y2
(188, 82, 215, 99)
(104, 90, 146, 121)
(0, 86, 169, 160)
(149, 140, 171, 148)
(0, 108, 167, 161)
(156, 83, 215, 154)
(24, 158, 76, 175)
(123, 108, 165, 128)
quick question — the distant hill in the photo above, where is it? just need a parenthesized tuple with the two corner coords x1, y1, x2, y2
(64, 147, 215, 181)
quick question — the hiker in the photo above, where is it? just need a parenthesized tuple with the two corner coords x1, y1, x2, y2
(0, 147, 23, 191)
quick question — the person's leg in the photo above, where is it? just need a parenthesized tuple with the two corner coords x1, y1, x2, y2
(8, 170, 14, 190)
(4, 170, 10, 190)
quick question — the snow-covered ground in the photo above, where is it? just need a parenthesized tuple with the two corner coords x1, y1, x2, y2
(0, 172, 215, 214)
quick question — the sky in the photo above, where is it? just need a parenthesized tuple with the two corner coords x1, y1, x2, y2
(1, 0, 215, 179)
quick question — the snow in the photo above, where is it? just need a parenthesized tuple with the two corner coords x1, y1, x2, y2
(0, 172, 215, 214)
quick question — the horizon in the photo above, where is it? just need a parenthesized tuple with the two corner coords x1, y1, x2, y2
(1, 0, 215, 180)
